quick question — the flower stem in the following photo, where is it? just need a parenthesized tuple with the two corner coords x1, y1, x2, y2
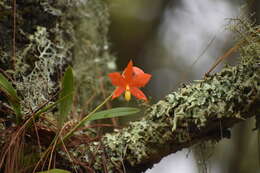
(62, 94, 112, 142)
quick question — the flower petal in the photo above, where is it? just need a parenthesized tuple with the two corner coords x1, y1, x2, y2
(108, 72, 126, 87)
(130, 73, 152, 88)
(130, 87, 147, 101)
(112, 87, 125, 99)
(123, 60, 133, 82)
(133, 66, 144, 75)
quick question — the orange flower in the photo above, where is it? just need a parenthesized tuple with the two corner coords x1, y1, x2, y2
(108, 60, 152, 101)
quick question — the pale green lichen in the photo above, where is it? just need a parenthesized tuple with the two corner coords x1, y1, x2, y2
(101, 62, 259, 170)
(0, 1, 116, 170)
(0, 0, 116, 114)
(0, 0, 73, 113)
(14, 26, 71, 111)
(77, 24, 259, 172)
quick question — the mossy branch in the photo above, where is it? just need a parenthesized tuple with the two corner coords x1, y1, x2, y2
(86, 37, 260, 172)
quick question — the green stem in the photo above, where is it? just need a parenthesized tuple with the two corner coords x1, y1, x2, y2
(62, 94, 112, 142)
(33, 94, 112, 171)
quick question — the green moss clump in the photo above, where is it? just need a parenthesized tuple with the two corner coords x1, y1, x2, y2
(0, 0, 116, 113)
(76, 23, 259, 172)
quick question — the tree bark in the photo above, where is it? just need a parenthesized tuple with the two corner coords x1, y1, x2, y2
(0, 0, 259, 173)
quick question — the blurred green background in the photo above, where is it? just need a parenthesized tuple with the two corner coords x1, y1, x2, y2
(106, 0, 260, 173)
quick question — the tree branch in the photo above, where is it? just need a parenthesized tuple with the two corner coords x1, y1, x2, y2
(83, 37, 260, 172)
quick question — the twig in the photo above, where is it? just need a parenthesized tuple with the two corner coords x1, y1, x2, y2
(204, 43, 240, 77)
(205, 25, 260, 77)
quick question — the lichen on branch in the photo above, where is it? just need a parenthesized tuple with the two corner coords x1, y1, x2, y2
(80, 24, 260, 172)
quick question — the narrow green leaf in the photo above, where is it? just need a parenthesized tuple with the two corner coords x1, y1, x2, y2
(58, 66, 74, 127)
(24, 93, 73, 130)
(36, 168, 70, 173)
(87, 107, 140, 121)
(61, 95, 112, 143)
(35, 92, 73, 117)
(11, 101, 22, 121)
(0, 73, 21, 121)
(0, 73, 17, 100)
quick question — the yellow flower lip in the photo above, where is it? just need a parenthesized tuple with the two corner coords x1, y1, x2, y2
(124, 85, 131, 101)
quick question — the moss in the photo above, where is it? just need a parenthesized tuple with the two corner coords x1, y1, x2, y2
(0, 1, 116, 170)
(0, 0, 116, 113)
(76, 24, 260, 172)
(0, 1, 71, 112)
(103, 60, 259, 171)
